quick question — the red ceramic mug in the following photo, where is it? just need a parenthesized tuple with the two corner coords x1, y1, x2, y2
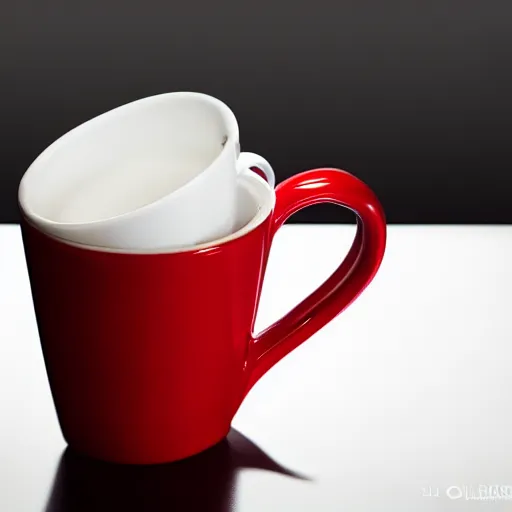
(21, 168, 386, 465)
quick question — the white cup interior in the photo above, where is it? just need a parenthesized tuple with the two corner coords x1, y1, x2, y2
(41, 171, 276, 255)
(19, 92, 238, 225)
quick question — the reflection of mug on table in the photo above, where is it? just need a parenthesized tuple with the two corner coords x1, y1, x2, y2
(45, 429, 308, 512)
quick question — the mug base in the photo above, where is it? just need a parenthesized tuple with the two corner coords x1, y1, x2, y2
(62, 428, 231, 466)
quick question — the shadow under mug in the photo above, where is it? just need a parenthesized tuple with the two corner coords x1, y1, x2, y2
(21, 168, 386, 465)
(45, 429, 309, 512)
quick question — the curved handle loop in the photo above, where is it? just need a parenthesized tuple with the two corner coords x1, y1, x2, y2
(245, 168, 386, 393)
(237, 152, 276, 188)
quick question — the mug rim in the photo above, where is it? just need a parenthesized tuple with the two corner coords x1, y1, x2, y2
(22, 171, 276, 256)
(18, 91, 240, 229)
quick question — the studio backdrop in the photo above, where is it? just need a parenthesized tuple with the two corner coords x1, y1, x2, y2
(1, 0, 511, 224)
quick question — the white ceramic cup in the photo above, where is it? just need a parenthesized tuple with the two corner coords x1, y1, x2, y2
(34, 168, 276, 255)
(18, 92, 275, 250)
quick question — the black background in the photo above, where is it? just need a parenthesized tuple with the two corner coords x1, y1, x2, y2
(1, 0, 511, 224)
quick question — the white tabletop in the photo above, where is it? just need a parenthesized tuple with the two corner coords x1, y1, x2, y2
(1, 224, 512, 511)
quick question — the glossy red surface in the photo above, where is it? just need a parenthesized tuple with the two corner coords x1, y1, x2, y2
(21, 168, 386, 465)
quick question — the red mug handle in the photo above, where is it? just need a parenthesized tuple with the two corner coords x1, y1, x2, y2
(245, 168, 387, 393)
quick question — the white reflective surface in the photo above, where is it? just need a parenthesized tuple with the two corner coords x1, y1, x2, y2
(1, 224, 512, 511)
